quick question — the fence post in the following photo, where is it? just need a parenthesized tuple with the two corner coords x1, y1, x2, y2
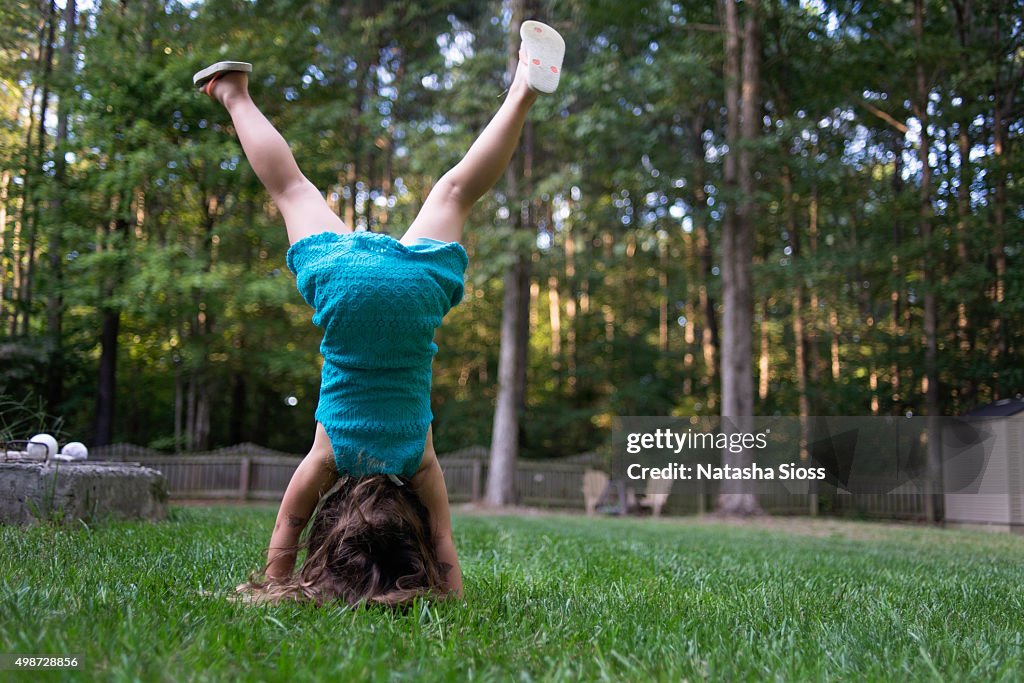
(471, 460, 482, 502)
(239, 457, 251, 500)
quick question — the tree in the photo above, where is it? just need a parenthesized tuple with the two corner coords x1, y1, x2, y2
(717, 0, 762, 516)
(485, 0, 534, 506)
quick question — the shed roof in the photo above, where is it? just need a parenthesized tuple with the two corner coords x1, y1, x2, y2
(966, 397, 1024, 417)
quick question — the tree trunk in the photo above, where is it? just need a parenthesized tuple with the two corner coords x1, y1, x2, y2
(46, 0, 77, 412)
(717, 0, 761, 516)
(658, 232, 670, 353)
(758, 297, 770, 401)
(691, 118, 719, 386)
(515, 253, 532, 437)
(94, 308, 120, 446)
(185, 369, 196, 451)
(487, 256, 531, 505)
(195, 382, 211, 451)
(20, 0, 58, 337)
(952, 0, 972, 370)
(548, 274, 562, 359)
(10, 13, 49, 337)
(93, 191, 128, 446)
(915, 0, 942, 522)
(514, 143, 534, 422)
(0, 171, 9, 327)
(782, 166, 810, 459)
(174, 360, 184, 452)
(486, 0, 530, 506)
(564, 225, 577, 392)
(828, 308, 841, 381)
(990, 4, 1011, 364)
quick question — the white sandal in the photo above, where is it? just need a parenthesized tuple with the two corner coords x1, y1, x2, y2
(519, 20, 564, 94)
(192, 60, 252, 95)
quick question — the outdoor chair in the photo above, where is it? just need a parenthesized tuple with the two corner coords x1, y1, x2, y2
(582, 468, 610, 515)
(636, 477, 672, 517)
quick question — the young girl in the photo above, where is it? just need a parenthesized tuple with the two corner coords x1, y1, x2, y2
(193, 20, 565, 606)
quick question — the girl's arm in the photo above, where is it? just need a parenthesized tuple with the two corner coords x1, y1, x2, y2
(410, 429, 464, 598)
(266, 445, 338, 580)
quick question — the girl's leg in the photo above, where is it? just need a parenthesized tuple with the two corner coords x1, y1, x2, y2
(208, 72, 349, 244)
(400, 61, 539, 245)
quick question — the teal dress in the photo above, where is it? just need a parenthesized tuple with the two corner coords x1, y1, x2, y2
(285, 231, 469, 478)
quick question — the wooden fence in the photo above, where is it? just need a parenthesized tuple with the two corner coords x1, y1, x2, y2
(94, 443, 931, 521)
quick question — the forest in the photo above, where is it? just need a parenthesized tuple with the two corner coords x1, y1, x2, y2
(1, 0, 1021, 465)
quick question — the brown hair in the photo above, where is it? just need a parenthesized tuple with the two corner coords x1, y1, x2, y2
(240, 475, 449, 608)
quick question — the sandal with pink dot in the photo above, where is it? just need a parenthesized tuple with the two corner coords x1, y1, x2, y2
(518, 20, 564, 94)
(192, 60, 252, 97)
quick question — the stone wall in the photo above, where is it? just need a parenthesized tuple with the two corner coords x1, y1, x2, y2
(0, 460, 168, 525)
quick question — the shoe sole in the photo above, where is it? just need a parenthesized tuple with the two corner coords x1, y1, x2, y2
(520, 21, 564, 94)
(192, 61, 253, 88)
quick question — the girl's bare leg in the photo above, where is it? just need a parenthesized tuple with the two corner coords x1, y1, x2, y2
(208, 73, 349, 244)
(400, 62, 539, 246)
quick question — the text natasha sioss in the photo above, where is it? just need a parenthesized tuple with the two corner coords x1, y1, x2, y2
(626, 462, 827, 481)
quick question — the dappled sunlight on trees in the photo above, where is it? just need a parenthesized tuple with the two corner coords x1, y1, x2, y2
(1, 0, 1020, 461)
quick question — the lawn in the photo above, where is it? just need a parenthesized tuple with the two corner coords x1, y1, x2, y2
(1, 506, 1023, 682)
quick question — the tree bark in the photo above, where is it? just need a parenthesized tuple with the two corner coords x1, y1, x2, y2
(548, 274, 562, 359)
(0, 170, 9, 326)
(914, 0, 942, 522)
(94, 309, 120, 446)
(21, 0, 58, 337)
(564, 225, 577, 392)
(758, 297, 770, 401)
(174, 359, 184, 452)
(717, 0, 761, 516)
(658, 232, 670, 353)
(93, 194, 128, 446)
(952, 0, 973, 303)
(690, 100, 718, 387)
(989, 1, 1012, 365)
(782, 166, 810, 459)
(10, 10, 49, 336)
(486, 0, 531, 506)
(46, 0, 77, 412)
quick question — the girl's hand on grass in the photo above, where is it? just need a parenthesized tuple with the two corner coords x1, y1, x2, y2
(230, 582, 266, 605)
(196, 587, 262, 605)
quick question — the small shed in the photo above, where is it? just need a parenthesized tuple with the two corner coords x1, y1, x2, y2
(943, 397, 1024, 533)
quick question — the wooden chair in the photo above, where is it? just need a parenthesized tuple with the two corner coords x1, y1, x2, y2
(582, 469, 610, 515)
(636, 477, 672, 517)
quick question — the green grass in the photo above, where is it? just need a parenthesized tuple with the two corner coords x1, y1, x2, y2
(2, 507, 1023, 682)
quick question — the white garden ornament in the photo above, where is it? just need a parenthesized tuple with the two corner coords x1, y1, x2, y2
(27, 433, 59, 459)
(61, 442, 89, 460)
(6, 434, 89, 462)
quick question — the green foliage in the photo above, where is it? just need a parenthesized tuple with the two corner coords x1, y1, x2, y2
(0, 392, 63, 443)
(0, 0, 1021, 457)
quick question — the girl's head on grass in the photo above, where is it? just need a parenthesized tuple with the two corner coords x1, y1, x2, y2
(242, 475, 447, 608)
